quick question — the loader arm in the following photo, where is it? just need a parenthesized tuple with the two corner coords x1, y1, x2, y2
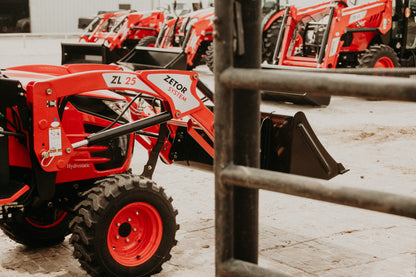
(26, 69, 212, 172)
(9, 64, 344, 180)
(278, 0, 392, 68)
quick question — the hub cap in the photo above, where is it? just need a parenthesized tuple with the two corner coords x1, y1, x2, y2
(107, 202, 163, 267)
(374, 57, 394, 68)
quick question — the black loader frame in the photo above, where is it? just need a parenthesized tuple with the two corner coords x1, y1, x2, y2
(214, 0, 416, 276)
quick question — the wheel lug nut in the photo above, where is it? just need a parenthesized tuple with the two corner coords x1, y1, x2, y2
(126, 238, 130, 242)
(133, 228, 137, 232)
(117, 222, 120, 226)
(116, 235, 120, 239)
(127, 218, 131, 222)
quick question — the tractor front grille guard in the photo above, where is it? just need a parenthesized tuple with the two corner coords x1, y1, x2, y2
(214, 0, 416, 276)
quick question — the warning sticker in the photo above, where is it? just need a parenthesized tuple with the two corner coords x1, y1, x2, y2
(49, 127, 62, 157)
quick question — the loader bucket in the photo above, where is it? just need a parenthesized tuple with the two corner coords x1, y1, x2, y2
(167, 111, 345, 180)
(117, 46, 188, 70)
(260, 65, 331, 106)
(61, 42, 127, 64)
(262, 91, 331, 106)
(261, 111, 347, 180)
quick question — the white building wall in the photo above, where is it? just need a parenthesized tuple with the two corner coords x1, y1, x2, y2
(30, 0, 153, 33)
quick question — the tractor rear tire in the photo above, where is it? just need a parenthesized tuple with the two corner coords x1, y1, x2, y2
(205, 42, 214, 72)
(263, 18, 283, 64)
(138, 36, 157, 47)
(357, 44, 400, 68)
(70, 173, 178, 277)
(0, 206, 70, 247)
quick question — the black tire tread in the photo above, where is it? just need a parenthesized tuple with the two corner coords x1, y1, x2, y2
(70, 173, 178, 277)
(205, 42, 214, 73)
(137, 36, 157, 47)
(357, 44, 400, 68)
(263, 18, 283, 64)
(0, 208, 71, 247)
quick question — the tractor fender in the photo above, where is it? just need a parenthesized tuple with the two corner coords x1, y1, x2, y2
(262, 9, 285, 32)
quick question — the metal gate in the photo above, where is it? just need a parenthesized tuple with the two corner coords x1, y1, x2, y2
(213, 0, 416, 276)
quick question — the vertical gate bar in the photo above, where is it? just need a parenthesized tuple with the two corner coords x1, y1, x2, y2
(233, 0, 262, 264)
(214, 0, 236, 275)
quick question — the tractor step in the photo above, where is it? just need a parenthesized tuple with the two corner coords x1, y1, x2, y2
(281, 56, 319, 68)
(0, 183, 30, 205)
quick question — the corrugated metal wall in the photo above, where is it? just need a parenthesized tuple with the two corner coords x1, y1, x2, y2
(29, 0, 153, 33)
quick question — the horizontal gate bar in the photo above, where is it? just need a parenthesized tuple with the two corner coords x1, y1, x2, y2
(220, 68, 416, 101)
(262, 64, 416, 77)
(220, 259, 292, 277)
(220, 165, 416, 219)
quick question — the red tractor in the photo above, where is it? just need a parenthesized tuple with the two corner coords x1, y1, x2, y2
(119, 7, 215, 71)
(272, 0, 416, 69)
(205, 0, 293, 70)
(0, 63, 345, 276)
(81, 2, 292, 71)
(61, 10, 166, 64)
(118, 2, 288, 70)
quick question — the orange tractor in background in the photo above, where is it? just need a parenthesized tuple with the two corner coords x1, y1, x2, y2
(61, 9, 166, 64)
(118, 7, 215, 71)
(272, 0, 416, 69)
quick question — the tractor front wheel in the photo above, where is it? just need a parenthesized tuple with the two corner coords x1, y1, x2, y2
(0, 205, 70, 247)
(263, 18, 283, 64)
(205, 42, 214, 72)
(70, 173, 178, 277)
(138, 36, 157, 47)
(357, 44, 399, 68)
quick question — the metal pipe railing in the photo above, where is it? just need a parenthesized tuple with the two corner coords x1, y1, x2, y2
(262, 64, 416, 77)
(214, 0, 236, 275)
(214, 0, 416, 276)
(220, 67, 416, 101)
(221, 165, 416, 219)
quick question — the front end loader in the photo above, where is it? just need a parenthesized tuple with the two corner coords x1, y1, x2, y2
(118, 3, 331, 106)
(0, 63, 345, 276)
(118, 7, 215, 71)
(61, 10, 165, 64)
(272, 0, 416, 69)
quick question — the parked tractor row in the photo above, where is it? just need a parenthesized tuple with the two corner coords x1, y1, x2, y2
(5, 0, 415, 276)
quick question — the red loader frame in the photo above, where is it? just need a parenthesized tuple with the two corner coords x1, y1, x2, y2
(2, 63, 345, 192)
(0, 63, 346, 276)
(119, 7, 214, 70)
(274, 0, 392, 68)
(62, 10, 165, 64)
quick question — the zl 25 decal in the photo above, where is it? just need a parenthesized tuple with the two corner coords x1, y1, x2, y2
(102, 73, 153, 93)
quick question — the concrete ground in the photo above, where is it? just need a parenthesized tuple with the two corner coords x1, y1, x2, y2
(1, 35, 416, 277)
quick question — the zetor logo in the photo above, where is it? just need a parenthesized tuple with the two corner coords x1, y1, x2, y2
(163, 75, 187, 101)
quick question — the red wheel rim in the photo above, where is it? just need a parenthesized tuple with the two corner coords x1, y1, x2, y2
(374, 57, 395, 68)
(25, 211, 67, 229)
(107, 202, 163, 267)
